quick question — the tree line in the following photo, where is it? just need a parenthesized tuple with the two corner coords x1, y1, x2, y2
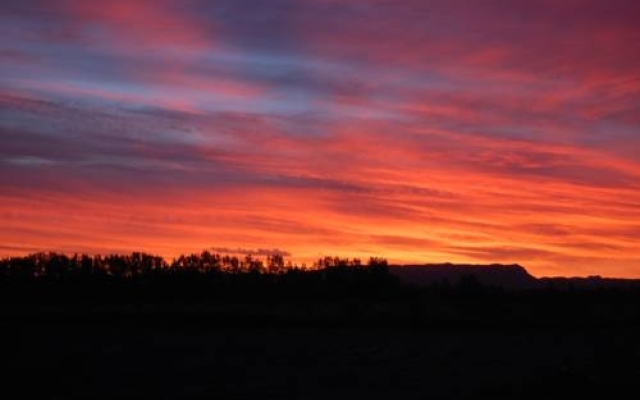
(0, 251, 398, 302)
(0, 251, 389, 279)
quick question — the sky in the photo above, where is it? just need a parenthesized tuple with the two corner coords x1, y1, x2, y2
(1, 0, 639, 277)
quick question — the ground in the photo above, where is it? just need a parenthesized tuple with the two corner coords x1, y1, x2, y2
(5, 307, 640, 399)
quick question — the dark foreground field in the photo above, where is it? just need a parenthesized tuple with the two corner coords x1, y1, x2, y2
(3, 254, 640, 399)
(5, 304, 640, 400)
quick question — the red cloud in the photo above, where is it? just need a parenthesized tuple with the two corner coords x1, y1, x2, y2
(60, 0, 213, 53)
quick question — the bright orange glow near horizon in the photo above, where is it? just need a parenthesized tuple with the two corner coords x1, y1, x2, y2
(1, 0, 639, 277)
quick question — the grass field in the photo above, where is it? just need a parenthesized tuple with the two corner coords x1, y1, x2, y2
(5, 305, 640, 399)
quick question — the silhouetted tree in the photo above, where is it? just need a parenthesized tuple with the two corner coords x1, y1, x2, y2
(267, 254, 285, 274)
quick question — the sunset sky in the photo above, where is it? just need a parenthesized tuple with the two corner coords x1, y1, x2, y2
(1, 0, 639, 277)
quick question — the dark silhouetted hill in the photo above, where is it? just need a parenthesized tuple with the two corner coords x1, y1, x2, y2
(390, 263, 538, 290)
(390, 263, 640, 291)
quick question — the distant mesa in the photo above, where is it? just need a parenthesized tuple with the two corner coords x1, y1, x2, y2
(389, 263, 538, 290)
(389, 263, 640, 291)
